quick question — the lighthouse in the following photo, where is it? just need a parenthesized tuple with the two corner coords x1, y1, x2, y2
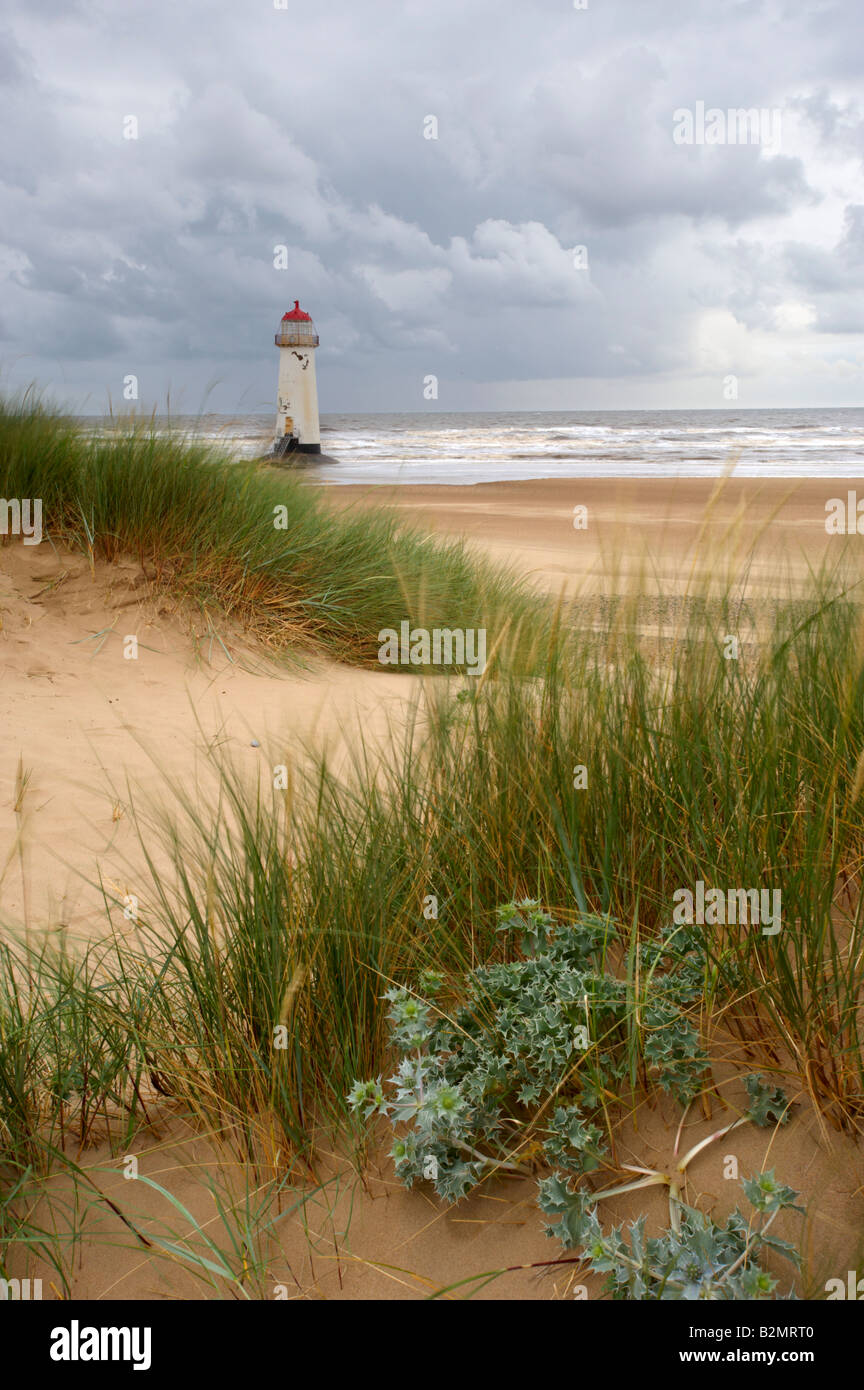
(273, 300, 321, 455)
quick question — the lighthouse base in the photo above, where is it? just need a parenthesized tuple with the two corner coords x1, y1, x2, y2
(271, 435, 321, 459)
(263, 436, 328, 467)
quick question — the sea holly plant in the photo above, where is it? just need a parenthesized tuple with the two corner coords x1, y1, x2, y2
(537, 1072, 800, 1299)
(538, 1169, 802, 1300)
(348, 900, 802, 1298)
(351, 898, 708, 1200)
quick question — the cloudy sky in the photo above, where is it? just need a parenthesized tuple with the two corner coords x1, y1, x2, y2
(1, 0, 863, 415)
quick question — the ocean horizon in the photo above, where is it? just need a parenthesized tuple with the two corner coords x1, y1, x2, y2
(84, 406, 864, 486)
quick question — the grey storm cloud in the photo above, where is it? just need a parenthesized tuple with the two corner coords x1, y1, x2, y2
(0, 0, 863, 411)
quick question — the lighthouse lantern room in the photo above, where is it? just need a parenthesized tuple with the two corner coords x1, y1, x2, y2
(274, 300, 321, 455)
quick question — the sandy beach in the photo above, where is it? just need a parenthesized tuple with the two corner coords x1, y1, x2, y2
(9, 0, 864, 1333)
(2, 472, 864, 1302)
(333, 476, 851, 597)
(2, 476, 850, 931)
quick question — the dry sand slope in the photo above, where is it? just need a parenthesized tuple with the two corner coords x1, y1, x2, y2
(0, 543, 420, 938)
(1, 475, 863, 1300)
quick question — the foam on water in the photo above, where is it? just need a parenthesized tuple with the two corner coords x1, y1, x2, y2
(95, 408, 864, 486)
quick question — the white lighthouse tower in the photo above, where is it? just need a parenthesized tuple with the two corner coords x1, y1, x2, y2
(273, 300, 321, 456)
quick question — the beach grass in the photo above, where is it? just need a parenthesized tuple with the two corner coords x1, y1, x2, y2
(0, 392, 547, 671)
(4, 557, 864, 1172)
(2, 398, 864, 1293)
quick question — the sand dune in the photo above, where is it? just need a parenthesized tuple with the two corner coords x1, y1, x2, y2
(0, 543, 420, 938)
(2, 476, 863, 1301)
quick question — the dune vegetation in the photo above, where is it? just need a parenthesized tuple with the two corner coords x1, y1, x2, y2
(0, 393, 546, 669)
(1, 397, 864, 1297)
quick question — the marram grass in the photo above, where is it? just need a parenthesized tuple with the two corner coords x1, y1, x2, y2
(4, 555, 864, 1176)
(3, 398, 864, 1292)
(0, 392, 548, 671)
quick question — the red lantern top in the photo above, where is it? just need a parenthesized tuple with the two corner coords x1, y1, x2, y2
(282, 300, 312, 321)
(275, 301, 318, 347)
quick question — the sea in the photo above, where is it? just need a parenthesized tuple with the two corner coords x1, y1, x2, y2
(103, 408, 864, 487)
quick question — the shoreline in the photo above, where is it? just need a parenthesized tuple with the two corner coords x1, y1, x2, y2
(324, 475, 864, 597)
(330, 473, 861, 503)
